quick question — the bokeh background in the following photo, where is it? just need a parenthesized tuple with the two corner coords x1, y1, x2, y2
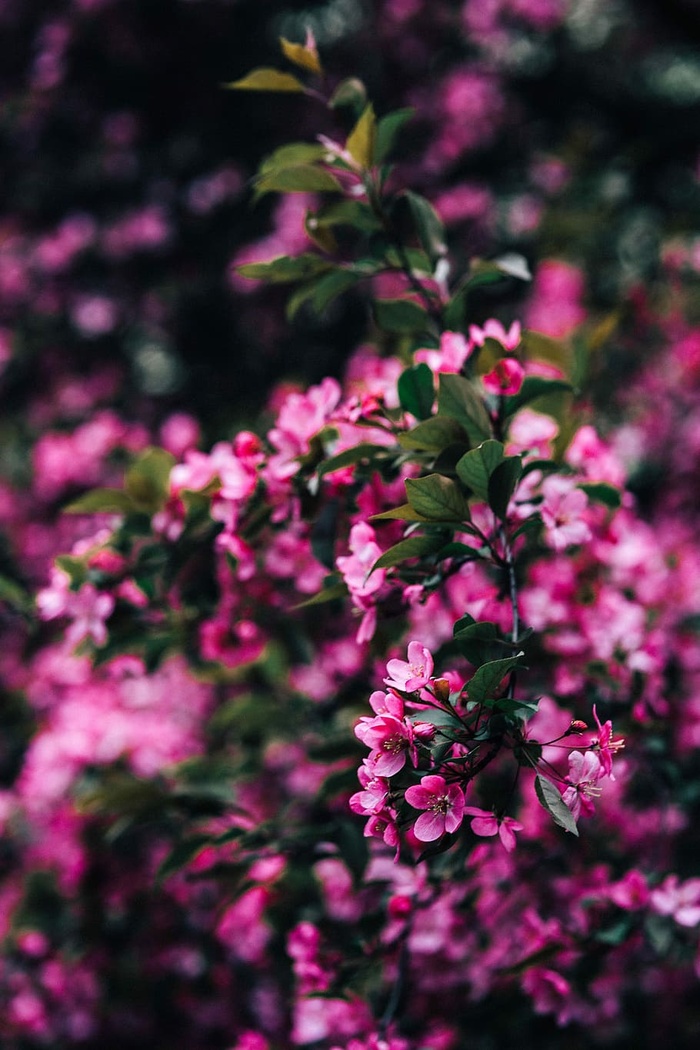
(2, 1, 700, 1047)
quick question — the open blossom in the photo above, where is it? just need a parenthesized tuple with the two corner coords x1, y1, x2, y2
(37, 572, 114, 647)
(539, 474, 591, 551)
(561, 750, 604, 822)
(384, 640, 434, 692)
(590, 705, 625, 778)
(482, 357, 525, 396)
(650, 875, 700, 928)
(414, 330, 472, 374)
(405, 775, 465, 842)
(469, 318, 521, 351)
(463, 807, 524, 852)
(336, 522, 385, 598)
(354, 714, 416, 776)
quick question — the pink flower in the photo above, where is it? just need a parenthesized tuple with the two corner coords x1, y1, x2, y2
(650, 875, 700, 928)
(463, 806, 524, 852)
(354, 714, 415, 776)
(562, 750, 604, 821)
(469, 318, 521, 351)
(540, 475, 591, 551)
(384, 640, 434, 692)
(404, 774, 465, 841)
(336, 522, 385, 598)
(414, 330, 472, 374)
(591, 704, 625, 779)
(482, 358, 525, 396)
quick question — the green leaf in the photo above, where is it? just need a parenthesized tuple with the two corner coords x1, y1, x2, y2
(223, 67, 306, 93)
(437, 373, 492, 444)
(578, 482, 622, 509)
(258, 143, 327, 175)
(279, 36, 322, 75)
(520, 329, 571, 372)
(405, 474, 471, 522)
(309, 269, 363, 313)
(374, 108, 414, 165)
(487, 456, 523, 520)
(55, 554, 88, 589)
(0, 574, 32, 613)
(63, 488, 134, 514)
(294, 581, 348, 609)
(455, 440, 504, 501)
(370, 503, 432, 522)
(374, 298, 428, 335)
(372, 533, 445, 571)
(124, 447, 176, 514)
(403, 191, 447, 265)
(491, 697, 540, 717)
(346, 104, 376, 169)
(254, 166, 342, 197)
(329, 77, 368, 114)
(398, 416, 467, 451)
(503, 376, 573, 417)
(307, 199, 380, 233)
(156, 835, 212, 882)
(398, 363, 435, 420)
(317, 443, 389, 478)
(534, 774, 579, 836)
(453, 620, 500, 667)
(467, 655, 522, 704)
(238, 253, 334, 286)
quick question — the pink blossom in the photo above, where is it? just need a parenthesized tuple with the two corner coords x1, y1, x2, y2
(354, 713, 415, 776)
(414, 330, 472, 374)
(404, 774, 465, 841)
(562, 750, 604, 821)
(469, 318, 521, 352)
(463, 806, 524, 852)
(384, 640, 434, 692)
(608, 870, 650, 910)
(336, 522, 385, 598)
(650, 875, 700, 927)
(540, 475, 591, 551)
(590, 705, 625, 778)
(482, 358, 525, 397)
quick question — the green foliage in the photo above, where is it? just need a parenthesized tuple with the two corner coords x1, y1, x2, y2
(374, 298, 429, 335)
(398, 363, 435, 419)
(456, 440, 505, 501)
(487, 456, 523, 521)
(346, 104, 377, 169)
(467, 655, 523, 705)
(223, 68, 307, 93)
(371, 533, 446, 571)
(405, 474, 472, 522)
(437, 373, 492, 444)
(535, 775, 579, 836)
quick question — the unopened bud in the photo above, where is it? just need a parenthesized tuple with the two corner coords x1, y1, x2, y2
(568, 719, 588, 735)
(413, 721, 436, 741)
(432, 678, 451, 704)
(388, 894, 413, 919)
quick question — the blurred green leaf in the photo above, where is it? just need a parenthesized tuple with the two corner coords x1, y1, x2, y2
(223, 67, 306, 92)
(398, 363, 435, 419)
(346, 104, 376, 169)
(374, 298, 428, 335)
(487, 456, 523, 520)
(374, 108, 414, 165)
(238, 254, 333, 284)
(437, 373, 491, 444)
